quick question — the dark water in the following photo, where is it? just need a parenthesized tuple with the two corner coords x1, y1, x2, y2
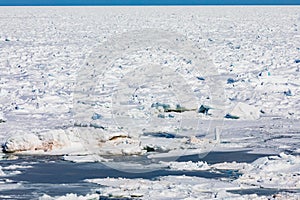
(178, 150, 274, 164)
(228, 188, 300, 197)
(0, 151, 274, 199)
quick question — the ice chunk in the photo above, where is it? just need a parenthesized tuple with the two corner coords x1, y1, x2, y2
(198, 105, 212, 115)
(284, 89, 292, 96)
(3, 165, 32, 170)
(151, 102, 195, 113)
(0, 112, 6, 123)
(161, 161, 210, 171)
(91, 113, 102, 120)
(236, 153, 300, 189)
(227, 102, 260, 120)
(151, 102, 170, 111)
(39, 193, 99, 200)
(3, 132, 43, 153)
(86, 175, 240, 199)
(0, 166, 5, 176)
(2, 129, 75, 154)
(98, 136, 143, 155)
(227, 78, 237, 84)
(63, 155, 111, 163)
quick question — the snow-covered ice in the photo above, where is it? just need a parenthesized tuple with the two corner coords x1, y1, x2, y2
(39, 193, 100, 200)
(236, 153, 300, 190)
(0, 6, 300, 199)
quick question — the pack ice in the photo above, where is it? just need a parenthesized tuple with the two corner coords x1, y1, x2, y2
(1, 7, 298, 155)
(0, 6, 300, 199)
(0, 7, 299, 154)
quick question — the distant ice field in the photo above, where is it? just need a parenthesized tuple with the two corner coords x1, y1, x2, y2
(0, 6, 300, 199)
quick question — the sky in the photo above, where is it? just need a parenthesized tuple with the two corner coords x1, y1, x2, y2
(0, 0, 299, 5)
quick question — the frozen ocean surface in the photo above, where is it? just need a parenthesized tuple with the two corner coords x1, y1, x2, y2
(0, 6, 300, 199)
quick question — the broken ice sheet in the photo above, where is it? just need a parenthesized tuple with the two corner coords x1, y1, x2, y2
(0, 6, 300, 199)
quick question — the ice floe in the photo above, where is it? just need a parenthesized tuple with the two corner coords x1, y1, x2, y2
(162, 160, 210, 171)
(226, 102, 260, 120)
(83, 153, 300, 199)
(86, 175, 241, 199)
(63, 155, 111, 163)
(0, 166, 5, 176)
(0, 112, 6, 123)
(39, 193, 99, 200)
(236, 153, 300, 190)
(2, 128, 143, 156)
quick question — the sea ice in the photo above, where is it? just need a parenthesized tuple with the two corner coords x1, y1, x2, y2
(39, 193, 99, 200)
(86, 176, 241, 199)
(161, 160, 210, 171)
(0, 6, 299, 199)
(236, 153, 300, 189)
(0, 166, 5, 176)
(227, 102, 260, 120)
(0, 112, 6, 123)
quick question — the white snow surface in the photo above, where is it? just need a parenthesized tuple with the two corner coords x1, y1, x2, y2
(0, 6, 299, 155)
(0, 166, 5, 176)
(161, 160, 210, 171)
(236, 153, 300, 189)
(228, 102, 260, 120)
(85, 174, 300, 200)
(0, 6, 300, 199)
(86, 176, 241, 199)
(39, 193, 99, 200)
